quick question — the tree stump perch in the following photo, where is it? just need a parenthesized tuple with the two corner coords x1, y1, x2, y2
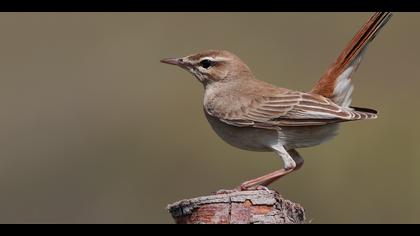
(167, 189, 306, 224)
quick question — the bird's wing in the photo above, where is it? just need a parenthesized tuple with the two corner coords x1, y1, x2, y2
(205, 89, 376, 129)
(310, 12, 392, 107)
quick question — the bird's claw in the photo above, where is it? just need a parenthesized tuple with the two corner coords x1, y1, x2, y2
(213, 188, 240, 195)
(213, 184, 273, 195)
(236, 183, 273, 193)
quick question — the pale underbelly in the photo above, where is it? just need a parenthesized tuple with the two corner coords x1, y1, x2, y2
(205, 112, 340, 151)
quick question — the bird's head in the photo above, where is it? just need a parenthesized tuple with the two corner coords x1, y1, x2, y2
(161, 50, 253, 85)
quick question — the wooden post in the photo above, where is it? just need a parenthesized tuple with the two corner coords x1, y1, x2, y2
(167, 189, 305, 224)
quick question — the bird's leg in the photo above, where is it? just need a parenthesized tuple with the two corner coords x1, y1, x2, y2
(238, 169, 293, 190)
(288, 149, 304, 171)
(259, 149, 304, 187)
(238, 146, 303, 190)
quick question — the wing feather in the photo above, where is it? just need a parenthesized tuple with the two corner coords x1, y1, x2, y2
(205, 89, 369, 129)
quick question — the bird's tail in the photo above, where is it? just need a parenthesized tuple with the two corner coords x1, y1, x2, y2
(310, 12, 392, 107)
(348, 106, 378, 120)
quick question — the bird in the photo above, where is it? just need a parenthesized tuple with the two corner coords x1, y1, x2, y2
(161, 12, 392, 190)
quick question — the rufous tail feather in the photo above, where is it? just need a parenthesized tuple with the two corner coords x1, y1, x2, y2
(311, 12, 392, 107)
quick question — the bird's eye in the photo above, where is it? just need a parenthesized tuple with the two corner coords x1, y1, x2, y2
(199, 59, 215, 69)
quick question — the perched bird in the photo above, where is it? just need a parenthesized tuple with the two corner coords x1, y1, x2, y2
(161, 12, 392, 190)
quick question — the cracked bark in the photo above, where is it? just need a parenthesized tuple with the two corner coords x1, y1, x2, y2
(167, 189, 306, 224)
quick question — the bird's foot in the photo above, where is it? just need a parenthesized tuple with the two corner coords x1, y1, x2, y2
(239, 184, 272, 192)
(213, 185, 271, 195)
(213, 188, 240, 195)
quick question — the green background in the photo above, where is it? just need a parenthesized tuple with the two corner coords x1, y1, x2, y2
(0, 13, 418, 223)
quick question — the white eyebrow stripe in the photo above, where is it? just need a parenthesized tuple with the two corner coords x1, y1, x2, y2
(199, 57, 214, 61)
(213, 56, 231, 61)
(200, 56, 231, 62)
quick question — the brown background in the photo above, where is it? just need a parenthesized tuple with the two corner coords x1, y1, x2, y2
(0, 13, 418, 223)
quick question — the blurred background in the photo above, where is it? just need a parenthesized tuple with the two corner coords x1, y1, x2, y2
(0, 13, 418, 223)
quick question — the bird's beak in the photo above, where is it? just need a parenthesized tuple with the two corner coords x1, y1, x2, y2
(160, 58, 184, 66)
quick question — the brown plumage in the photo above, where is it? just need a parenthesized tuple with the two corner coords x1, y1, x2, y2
(161, 12, 392, 190)
(203, 78, 377, 129)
